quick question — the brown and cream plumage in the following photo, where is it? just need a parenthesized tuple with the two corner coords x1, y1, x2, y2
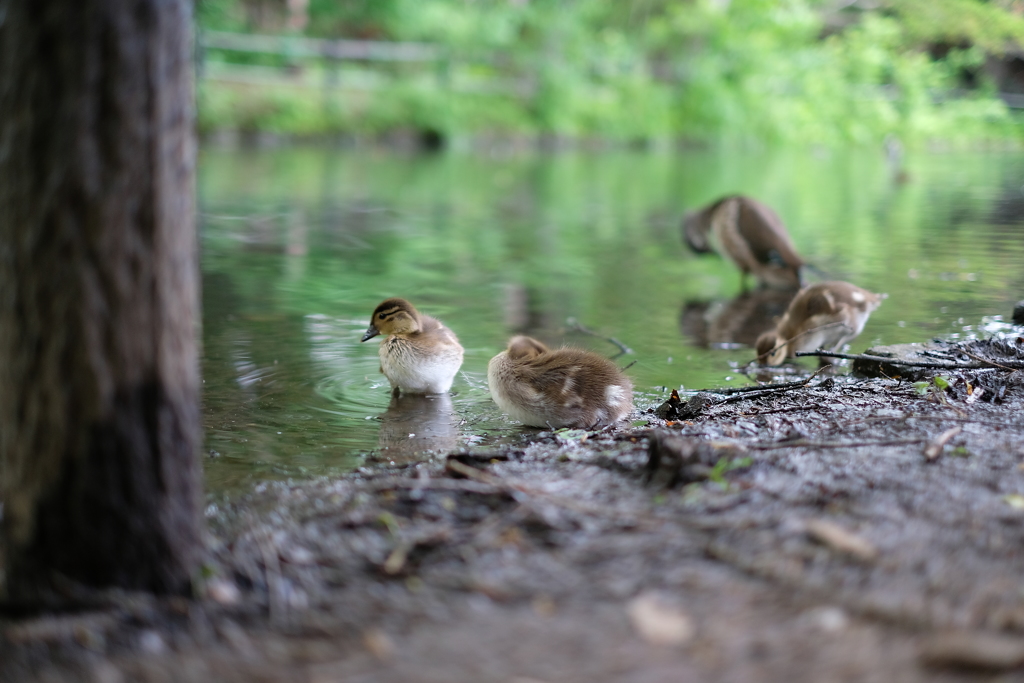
(487, 336, 633, 428)
(361, 298, 464, 394)
(755, 281, 884, 365)
(683, 195, 806, 290)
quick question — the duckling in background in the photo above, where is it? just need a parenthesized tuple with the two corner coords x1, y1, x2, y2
(755, 281, 885, 366)
(683, 195, 806, 290)
(361, 298, 464, 394)
(488, 336, 633, 429)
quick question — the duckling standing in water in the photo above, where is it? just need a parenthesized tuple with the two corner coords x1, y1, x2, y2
(755, 281, 885, 366)
(488, 336, 633, 428)
(361, 298, 464, 394)
(683, 195, 806, 290)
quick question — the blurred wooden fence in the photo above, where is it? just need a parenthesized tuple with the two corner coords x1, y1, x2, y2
(201, 30, 440, 63)
(199, 30, 478, 94)
(198, 30, 1024, 108)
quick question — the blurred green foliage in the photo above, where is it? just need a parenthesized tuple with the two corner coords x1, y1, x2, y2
(196, 0, 1024, 145)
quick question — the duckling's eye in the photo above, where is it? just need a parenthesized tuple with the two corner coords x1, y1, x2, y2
(378, 313, 386, 320)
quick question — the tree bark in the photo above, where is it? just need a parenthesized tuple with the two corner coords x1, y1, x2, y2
(0, 0, 202, 597)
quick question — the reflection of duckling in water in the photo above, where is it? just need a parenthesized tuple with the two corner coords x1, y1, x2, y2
(681, 289, 797, 349)
(683, 195, 806, 290)
(487, 336, 633, 428)
(755, 281, 885, 366)
(361, 298, 464, 395)
(376, 392, 459, 462)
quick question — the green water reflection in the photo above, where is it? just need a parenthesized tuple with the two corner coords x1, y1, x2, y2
(200, 146, 1024, 489)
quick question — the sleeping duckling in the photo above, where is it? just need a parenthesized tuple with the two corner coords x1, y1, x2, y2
(683, 195, 806, 290)
(361, 298, 464, 394)
(487, 336, 633, 428)
(755, 281, 885, 366)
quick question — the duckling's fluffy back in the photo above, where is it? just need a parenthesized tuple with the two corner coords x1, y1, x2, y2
(487, 342, 633, 429)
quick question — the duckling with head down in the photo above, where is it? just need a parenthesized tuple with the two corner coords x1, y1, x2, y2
(361, 298, 464, 394)
(487, 336, 633, 428)
(755, 281, 884, 366)
(683, 195, 806, 290)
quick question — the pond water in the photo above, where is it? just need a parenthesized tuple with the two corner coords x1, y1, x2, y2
(199, 145, 1024, 489)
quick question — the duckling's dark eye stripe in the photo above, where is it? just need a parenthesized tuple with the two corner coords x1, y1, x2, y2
(376, 306, 401, 320)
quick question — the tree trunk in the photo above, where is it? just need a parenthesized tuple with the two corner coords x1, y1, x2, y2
(0, 0, 202, 597)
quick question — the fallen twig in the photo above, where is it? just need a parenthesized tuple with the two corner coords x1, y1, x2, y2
(806, 519, 878, 561)
(851, 413, 1024, 430)
(794, 350, 1024, 370)
(746, 437, 926, 450)
(959, 349, 1020, 372)
(739, 405, 821, 416)
(366, 478, 502, 494)
(3, 612, 121, 645)
(566, 317, 634, 356)
(713, 365, 833, 397)
(923, 426, 962, 461)
(919, 632, 1024, 671)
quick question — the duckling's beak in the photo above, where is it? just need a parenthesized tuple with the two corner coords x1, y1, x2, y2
(361, 326, 380, 342)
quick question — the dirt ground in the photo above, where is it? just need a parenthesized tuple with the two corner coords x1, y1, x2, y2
(4, 336, 1024, 683)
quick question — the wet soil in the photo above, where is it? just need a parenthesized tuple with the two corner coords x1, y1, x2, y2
(4, 336, 1024, 683)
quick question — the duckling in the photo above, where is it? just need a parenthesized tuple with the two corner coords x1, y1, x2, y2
(487, 336, 633, 428)
(361, 298, 464, 394)
(755, 281, 885, 366)
(683, 195, 806, 290)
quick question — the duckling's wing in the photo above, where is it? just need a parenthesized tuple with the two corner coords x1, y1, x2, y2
(419, 315, 462, 348)
(525, 351, 628, 398)
(735, 198, 804, 269)
(522, 356, 583, 391)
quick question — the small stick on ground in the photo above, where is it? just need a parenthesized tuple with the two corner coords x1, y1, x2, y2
(566, 317, 634, 356)
(715, 365, 833, 396)
(794, 350, 1024, 370)
(868, 415, 1024, 429)
(805, 519, 878, 562)
(746, 437, 926, 450)
(923, 426, 962, 462)
(739, 405, 821, 416)
(958, 348, 1020, 372)
(716, 366, 834, 405)
(905, 417, 1024, 428)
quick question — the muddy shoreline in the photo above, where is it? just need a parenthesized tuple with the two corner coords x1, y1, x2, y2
(3, 335, 1024, 682)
